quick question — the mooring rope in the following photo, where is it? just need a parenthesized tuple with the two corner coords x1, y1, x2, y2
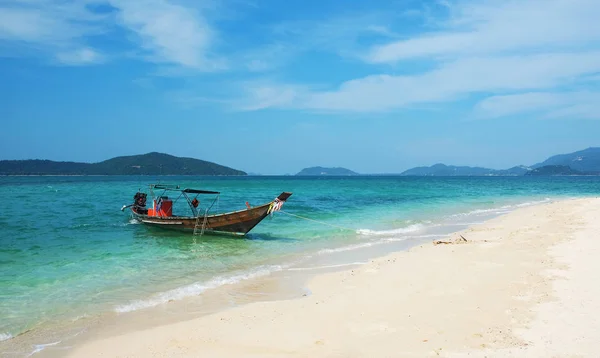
(279, 210, 358, 232)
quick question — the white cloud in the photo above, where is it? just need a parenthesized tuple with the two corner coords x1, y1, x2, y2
(0, 0, 221, 69)
(2, 0, 599, 121)
(237, 43, 292, 72)
(234, 0, 600, 118)
(238, 52, 600, 112)
(132, 77, 154, 89)
(254, 11, 402, 66)
(234, 81, 308, 111)
(474, 92, 600, 120)
(109, 0, 224, 71)
(0, 1, 107, 64)
(55, 47, 105, 65)
(545, 103, 600, 120)
(366, 0, 600, 63)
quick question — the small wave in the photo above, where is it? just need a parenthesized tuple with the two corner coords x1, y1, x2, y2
(287, 262, 369, 271)
(317, 235, 416, 255)
(71, 223, 92, 228)
(71, 314, 90, 322)
(356, 224, 424, 236)
(515, 198, 552, 207)
(450, 208, 510, 218)
(0, 332, 13, 342)
(128, 219, 140, 225)
(115, 264, 288, 313)
(440, 222, 486, 227)
(317, 242, 376, 255)
(28, 341, 61, 357)
(449, 198, 552, 219)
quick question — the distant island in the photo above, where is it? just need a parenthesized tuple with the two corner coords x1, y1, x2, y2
(400, 147, 600, 177)
(525, 165, 585, 176)
(0, 152, 246, 176)
(400, 164, 530, 177)
(296, 166, 359, 176)
(531, 147, 600, 172)
(3, 147, 599, 177)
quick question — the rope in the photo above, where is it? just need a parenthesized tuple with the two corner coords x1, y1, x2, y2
(279, 210, 357, 232)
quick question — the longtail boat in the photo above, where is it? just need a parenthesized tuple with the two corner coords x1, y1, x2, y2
(122, 184, 292, 236)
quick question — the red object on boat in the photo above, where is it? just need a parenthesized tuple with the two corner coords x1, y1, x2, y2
(152, 198, 172, 217)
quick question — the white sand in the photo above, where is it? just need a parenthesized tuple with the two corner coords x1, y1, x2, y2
(64, 198, 600, 358)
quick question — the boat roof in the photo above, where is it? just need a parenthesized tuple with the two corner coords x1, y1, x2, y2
(151, 184, 220, 195)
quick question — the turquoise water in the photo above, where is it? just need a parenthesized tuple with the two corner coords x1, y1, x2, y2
(1, 175, 599, 346)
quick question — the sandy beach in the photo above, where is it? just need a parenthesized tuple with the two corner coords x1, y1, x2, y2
(63, 197, 600, 358)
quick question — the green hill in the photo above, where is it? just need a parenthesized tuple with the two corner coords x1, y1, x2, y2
(0, 152, 246, 176)
(400, 147, 600, 176)
(532, 147, 600, 173)
(296, 166, 359, 176)
(525, 165, 584, 176)
(0, 160, 91, 175)
(400, 164, 529, 176)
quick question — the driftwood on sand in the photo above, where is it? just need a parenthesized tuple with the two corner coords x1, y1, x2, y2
(433, 235, 468, 245)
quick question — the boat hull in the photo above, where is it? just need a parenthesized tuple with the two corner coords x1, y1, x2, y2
(130, 192, 291, 236)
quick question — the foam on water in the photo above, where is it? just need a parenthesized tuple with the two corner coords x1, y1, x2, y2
(114, 264, 289, 313)
(356, 223, 425, 236)
(515, 198, 552, 207)
(382, 234, 444, 242)
(70, 314, 90, 322)
(318, 242, 378, 255)
(441, 222, 486, 227)
(449, 208, 511, 218)
(27, 341, 60, 357)
(318, 232, 450, 255)
(448, 198, 552, 218)
(308, 233, 448, 263)
(0, 333, 13, 342)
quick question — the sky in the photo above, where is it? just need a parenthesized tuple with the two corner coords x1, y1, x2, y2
(1, 0, 600, 175)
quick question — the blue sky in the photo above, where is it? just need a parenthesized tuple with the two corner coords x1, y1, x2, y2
(1, 0, 600, 174)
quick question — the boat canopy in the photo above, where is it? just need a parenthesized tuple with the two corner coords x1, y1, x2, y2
(183, 188, 220, 195)
(151, 184, 220, 195)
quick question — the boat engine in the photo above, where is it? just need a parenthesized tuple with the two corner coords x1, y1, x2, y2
(134, 192, 147, 207)
(133, 192, 148, 214)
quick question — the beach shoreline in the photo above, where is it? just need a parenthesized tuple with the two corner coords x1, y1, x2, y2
(37, 197, 599, 357)
(2, 194, 558, 357)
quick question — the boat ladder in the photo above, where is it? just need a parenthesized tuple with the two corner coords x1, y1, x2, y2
(193, 209, 209, 236)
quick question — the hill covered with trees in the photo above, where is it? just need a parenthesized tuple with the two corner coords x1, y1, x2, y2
(0, 152, 247, 176)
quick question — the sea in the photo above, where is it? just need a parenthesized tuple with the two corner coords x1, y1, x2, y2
(1, 175, 599, 356)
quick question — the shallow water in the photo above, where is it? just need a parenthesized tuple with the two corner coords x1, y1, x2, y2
(1, 175, 599, 354)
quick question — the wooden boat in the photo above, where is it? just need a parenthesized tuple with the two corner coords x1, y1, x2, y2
(122, 184, 292, 236)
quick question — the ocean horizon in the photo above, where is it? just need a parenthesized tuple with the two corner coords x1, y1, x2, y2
(1, 175, 599, 356)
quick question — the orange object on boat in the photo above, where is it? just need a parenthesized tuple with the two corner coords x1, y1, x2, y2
(153, 198, 173, 217)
